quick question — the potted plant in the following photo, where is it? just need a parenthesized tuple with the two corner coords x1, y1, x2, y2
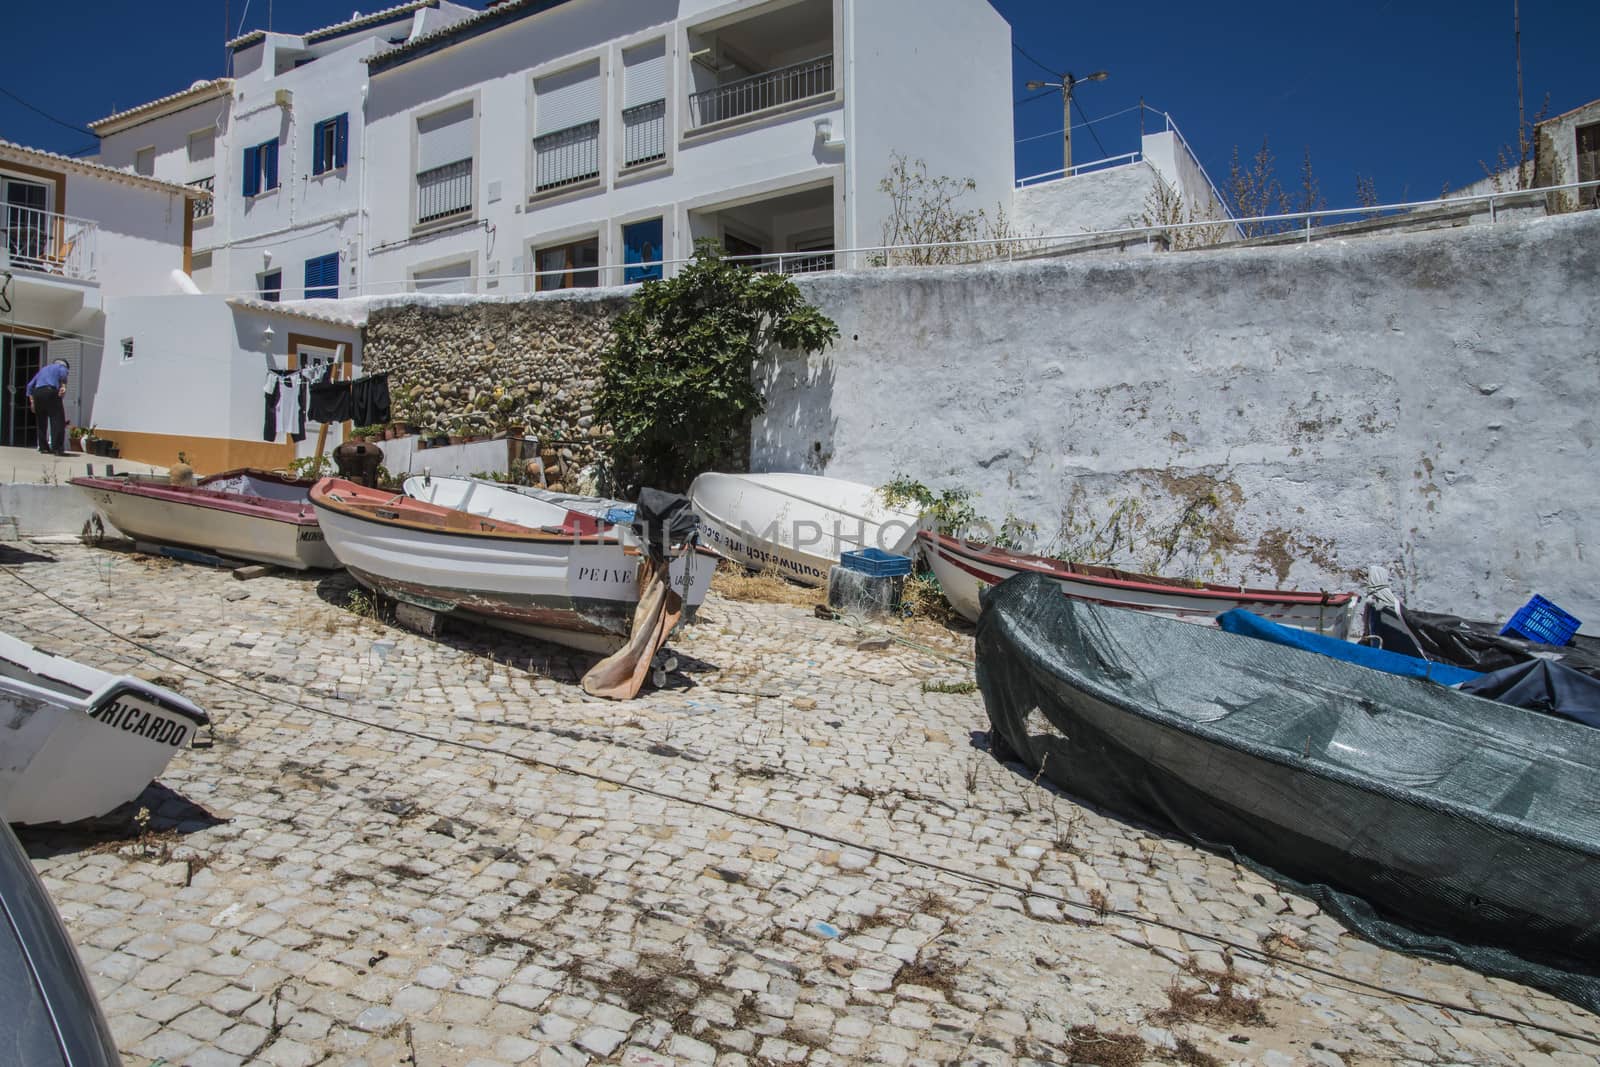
(68, 426, 89, 453)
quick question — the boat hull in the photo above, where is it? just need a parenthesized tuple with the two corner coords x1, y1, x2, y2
(689, 472, 921, 586)
(978, 574, 1600, 1008)
(923, 531, 1355, 635)
(73, 472, 338, 570)
(0, 633, 209, 825)
(312, 486, 713, 653)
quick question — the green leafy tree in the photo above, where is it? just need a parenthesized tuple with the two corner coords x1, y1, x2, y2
(597, 240, 839, 494)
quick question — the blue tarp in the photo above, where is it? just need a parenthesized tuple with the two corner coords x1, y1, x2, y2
(1216, 609, 1482, 686)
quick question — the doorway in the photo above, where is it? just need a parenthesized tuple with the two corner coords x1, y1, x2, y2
(4, 176, 51, 269)
(2, 336, 45, 447)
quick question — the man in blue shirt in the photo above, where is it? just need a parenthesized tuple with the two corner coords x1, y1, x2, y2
(25, 359, 70, 456)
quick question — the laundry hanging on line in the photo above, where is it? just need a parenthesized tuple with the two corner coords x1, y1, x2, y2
(306, 372, 390, 427)
(262, 369, 311, 442)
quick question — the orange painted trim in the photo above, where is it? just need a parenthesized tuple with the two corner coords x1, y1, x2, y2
(182, 200, 194, 275)
(286, 331, 353, 439)
(95, 429, 294, 477)
(1, 324, 57, 342)
(0, 159, 68, 216)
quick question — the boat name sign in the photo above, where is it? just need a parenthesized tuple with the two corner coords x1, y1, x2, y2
(570, 548, 701, 599)
(700, 525, 825, 581)
(88, 698, 192, 748)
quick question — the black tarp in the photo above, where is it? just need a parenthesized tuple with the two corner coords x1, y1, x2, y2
(631, 488, 700, 561)
(1461, 660, 1600, 729)
(978, 573, 1600, 1015)
(1366, 603, 1600, 678)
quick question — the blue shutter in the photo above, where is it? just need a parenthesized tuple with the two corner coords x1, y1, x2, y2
(335, 114, 349, 169)
(263, 139, 279, 190)
(312, 123, 326, 175)
(305, 254, 339, 299)
(243, 145, 260, 196)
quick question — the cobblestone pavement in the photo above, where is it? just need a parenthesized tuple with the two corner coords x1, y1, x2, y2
(5, 543, 1598, 1067)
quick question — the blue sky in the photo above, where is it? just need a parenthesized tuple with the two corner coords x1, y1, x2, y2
(3, 1, 1596, 211)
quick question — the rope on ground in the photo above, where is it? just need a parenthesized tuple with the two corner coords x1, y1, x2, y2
(4, 560, 1595, 1046)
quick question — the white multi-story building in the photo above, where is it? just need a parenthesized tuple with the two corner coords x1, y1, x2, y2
(359, 0, 1014, 293)
(91, 1, 475, 301)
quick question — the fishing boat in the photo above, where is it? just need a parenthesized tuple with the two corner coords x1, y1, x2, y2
(71, 469, 339, 570)
(309, 478, 715, 654)
(0, 631, 210, 826)
(687, 472, 922, 586)
(922, 530, 1357, 635)
(978, 573, 1600, 1012)
(402, 475, 631, 535)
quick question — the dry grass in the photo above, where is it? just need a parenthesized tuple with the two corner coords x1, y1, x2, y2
(891, 954, 960, 995)
(1159, 965, 1268, 1027)
(900, 573, 957, 625)
(710, 562, 826, 607)
(1065, 1026, 1149, 1067)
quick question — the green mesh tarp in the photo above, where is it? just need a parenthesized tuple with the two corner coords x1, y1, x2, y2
(976, 573, 1600, 1015)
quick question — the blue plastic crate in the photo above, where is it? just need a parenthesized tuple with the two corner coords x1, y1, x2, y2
(840, 548, 912, 578)
(1500, 594, 1581, 646)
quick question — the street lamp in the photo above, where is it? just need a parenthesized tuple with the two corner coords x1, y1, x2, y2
(1025, 70, 1109, 173)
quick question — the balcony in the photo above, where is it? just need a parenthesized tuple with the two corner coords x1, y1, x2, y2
(189, 176, 215, 221)
(622, 100, 666, 168)
(688, 55, 833, 129)
(417, 158, 473, 225)
(534, 121, 601, 193)
(2, 205, 97, 282)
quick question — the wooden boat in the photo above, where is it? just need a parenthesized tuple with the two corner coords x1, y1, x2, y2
(979, 573, 1600, 1013)
(922, 530, 1357, 635)
(0, 630, 209, 825)
(688, 472, 922, 586)
(309, 478, 715, 654)
(0, 819, 122, 1064)
(71, 469, 339, 570)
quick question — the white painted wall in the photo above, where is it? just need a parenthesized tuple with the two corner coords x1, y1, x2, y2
(1141, 130, 1230, 225)
(1013, 162, 1159, 236)
(753, 211, 1600, 624)
(847, 0, 1013, 255)
(65, 176, 190, 299)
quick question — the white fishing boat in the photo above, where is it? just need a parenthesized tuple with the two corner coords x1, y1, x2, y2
(71, 470, 339, 570)
(687, 472, 922, 586)
(311, 478, 715, 654)
(922, 530, 1358, 634)
(0, 632, 209, 825)
(402, 476, 630, 537)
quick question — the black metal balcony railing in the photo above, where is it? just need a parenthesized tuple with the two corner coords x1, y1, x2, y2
(417, 158, 473, 224)
(689, 54, 833, 129)
(189, 176, 215, 221)
(621, 100, 666, 167)
(534, 120, 601, 193)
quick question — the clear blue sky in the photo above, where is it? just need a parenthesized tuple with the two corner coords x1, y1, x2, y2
(3, 1, 1595, 210)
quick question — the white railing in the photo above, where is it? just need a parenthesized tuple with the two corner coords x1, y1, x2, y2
(1, 205, 98, 282)
(688, 54, 833, 128)
(534, 120, 601, 192)
(1016, 151, 1143, 188)
(416, 159, 473, 225)
(190, 176, 215, 221)
(622, 100, 666, 168)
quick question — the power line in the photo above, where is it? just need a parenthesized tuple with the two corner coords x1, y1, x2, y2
(1013, 88, 1056, 108)
(1011, 40, 1059, 79)
(0, 86, 96, 139)
(1073, 95, 1109, 159)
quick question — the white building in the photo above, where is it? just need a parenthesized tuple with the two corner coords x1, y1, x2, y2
(91, 1, 476, 301)
(0, 140, 200, 449)
(358, 0, 1014, 293)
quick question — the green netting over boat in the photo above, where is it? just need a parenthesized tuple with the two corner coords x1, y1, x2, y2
(975, 573, 1600, 1016)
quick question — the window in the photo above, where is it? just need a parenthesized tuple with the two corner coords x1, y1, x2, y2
(415, 102, 474, 225)
(121, 338, 135, 362)
(412, 260, 473, 294)
(622, 218, 663, 283)
(259, 270, 282, 302)
(622, 41, 667, 168)
(134, 147, 156, 177)
(187, 129, 215, 164)
(535, 238, 599, 292)
(303, 255, 338, 299)
(1578, 122, 1599, 210)
(534, 62, 601, 192)
(313, 114, 349, 175)
(242, 138, 279, 196)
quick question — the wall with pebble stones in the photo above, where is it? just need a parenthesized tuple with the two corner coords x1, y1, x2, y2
(361, 293, 626, 478)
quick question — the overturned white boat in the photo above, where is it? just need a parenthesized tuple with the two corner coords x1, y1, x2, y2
(687, 472, 922, 586)
(0, 632, 209, 825)
(402, 476, 632, 536)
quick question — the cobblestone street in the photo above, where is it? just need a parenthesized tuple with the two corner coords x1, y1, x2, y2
(5, 542, 1597, 1066)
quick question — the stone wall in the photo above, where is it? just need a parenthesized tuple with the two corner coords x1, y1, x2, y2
(361, 294, 624, 476)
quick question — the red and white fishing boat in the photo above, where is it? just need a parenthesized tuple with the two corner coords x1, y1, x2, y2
(309, 478, 716, 653)
(921, 530, 1358, 636)
(71, 470, 338, 570)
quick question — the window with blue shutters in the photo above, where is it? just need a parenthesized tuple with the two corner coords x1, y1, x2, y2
(243, 138, 279, 196)
(304, 254, 338, 299)
(313, 115, 349, 175)
(622, 218, 663, 284)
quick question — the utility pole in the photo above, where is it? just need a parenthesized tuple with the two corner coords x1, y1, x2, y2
(1026, 69, 1109, 173)
(1514, 0, 1527, 186)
